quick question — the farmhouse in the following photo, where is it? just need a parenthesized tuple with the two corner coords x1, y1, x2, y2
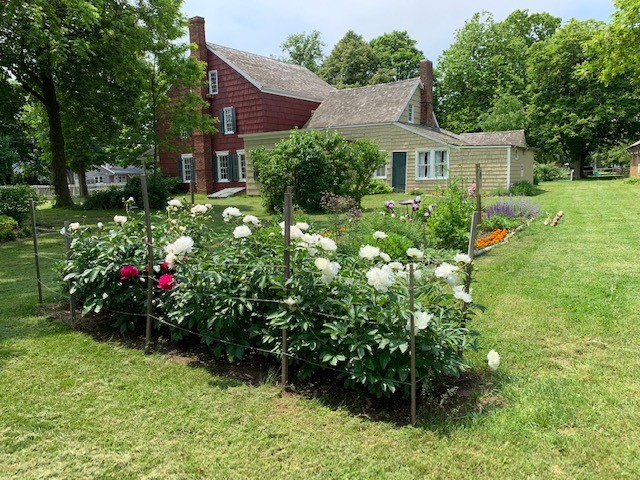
(161, 16, 535, 195)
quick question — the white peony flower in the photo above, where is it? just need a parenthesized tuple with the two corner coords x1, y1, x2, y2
(373, 231, 388, 240)
(243, 215, 261, 226)
(295, 222, 310, 231)
(379, 252, 391, 263)
(167, 236, 194, 256)
(191, 204, 208, 214)
(319, 236, 337, 252)
(168, 198, 183, 208)
(487, 350, 500, 371)
(233, 225, 252, 239)
(97, 222, 104, 229)
(406, 311, 433, 333)
(365, 267, 394, 292)
(406, 248, 424, 259)
(359, 244, 380, 260)
(314, 257, 331, 271)
(282, 225, 303, 240)
(69, 222, 80, 231)
(314, 257, 340, 283)
(453, 285, 473, 303)
(454, 253, 472, 264)
(126, 196, 135, 203)
(164, 252, 178, 268)
(178, 226, 187, 232)
(434, 262, 459, 283)
(113, 215, 127, 225)
(222, 207, 242, 221)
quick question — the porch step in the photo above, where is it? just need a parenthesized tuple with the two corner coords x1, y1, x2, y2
(207, 187, 246, 198)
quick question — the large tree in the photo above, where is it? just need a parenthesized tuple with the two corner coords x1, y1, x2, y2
(0, 0, 212, 206)
(435, 10, 560, 133)
(527, 19, 640, 177)
(370, 31, 424, 81)
(320, 30, 380, 88)
(280, 30, 325, 73)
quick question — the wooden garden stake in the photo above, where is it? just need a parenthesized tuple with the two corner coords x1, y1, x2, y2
(409, 263, 417, 426)
(29, 199, 43, 305)
(190, 171, 195, 207)
(282, 186, 293, 391)
(475, 163, 482, 215)
(458, 211, 480, 355)
(141, 174, 155, 353)
(64, 221, 77, 327)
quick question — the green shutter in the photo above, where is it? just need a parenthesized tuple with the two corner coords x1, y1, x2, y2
(177, 157, 183, 181)
(230, 107, 237, 134)
(212, 155, 218, 182)
(219, 109, 224, 133)
(229, 153, 239, 182)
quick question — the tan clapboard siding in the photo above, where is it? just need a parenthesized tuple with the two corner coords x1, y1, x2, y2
(243, 133, 289, 196)
(451, 147, 509, 192)
(398, 88, 422, 124)
(509, 147, 535, 185)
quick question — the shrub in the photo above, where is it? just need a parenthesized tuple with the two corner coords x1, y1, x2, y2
(508, 181, 536, 196)
(0, 214, 18, 241)
(62, 203, 480, 398)
(486, 195, 539, 220)
(82, 174, 183, 211)
(367, 178, 394, 195)
(480, 214, 520, 232)
(534, 163, 568, 182)
(0, 185, 41, 223)
(251, 130, 385, 213)
(427, 181, 475, 251)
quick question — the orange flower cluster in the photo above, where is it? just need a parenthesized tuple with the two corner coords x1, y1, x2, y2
(475, 229, 508, 249)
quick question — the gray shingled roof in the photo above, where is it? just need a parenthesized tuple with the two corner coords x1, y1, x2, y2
(305, 78, 421, 129)
(208, 43, 335, 102)
(460, 130, 527, 147)
(397, 123, 470, 146)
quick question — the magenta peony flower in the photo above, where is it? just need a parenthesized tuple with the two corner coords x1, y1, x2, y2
(158, 273, 175, 291)
(120, 265, 140, 281)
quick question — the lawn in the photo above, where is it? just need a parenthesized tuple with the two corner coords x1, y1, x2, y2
(1, 180, 639, 478)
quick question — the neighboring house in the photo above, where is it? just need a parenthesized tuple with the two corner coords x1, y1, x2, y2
(627, 140, 640, 178)
(84, 164, 145, 186)
(159, 16, 335, 195)
(243, 60, 535, 194)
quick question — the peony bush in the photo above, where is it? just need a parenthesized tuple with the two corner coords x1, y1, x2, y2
(61, 200, 481, 397)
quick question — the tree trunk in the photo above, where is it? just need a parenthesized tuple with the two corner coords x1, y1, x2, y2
(77, 162, 88, 197)
(41, 75, 73, 207)
(573, 154, 586, 179)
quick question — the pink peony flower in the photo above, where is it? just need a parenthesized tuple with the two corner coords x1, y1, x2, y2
(160, 261, 169, 269)
(120, 265, 140, 281)
(158, 274, 175, 291)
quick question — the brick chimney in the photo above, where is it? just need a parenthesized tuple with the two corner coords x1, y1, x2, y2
(420, 59, 435, 128)
(188, 16, 213, 194)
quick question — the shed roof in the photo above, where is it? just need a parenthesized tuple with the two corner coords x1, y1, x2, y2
(207, 43, 335, 102)
(460, 130, 527, 148)
(305, 78, 421, 129)
(396, 123, 470, 146)
(627, 139, 640, 151)
(103, 164, 145, 175)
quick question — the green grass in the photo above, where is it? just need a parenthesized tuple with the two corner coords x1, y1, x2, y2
(2, 180, 640, 478)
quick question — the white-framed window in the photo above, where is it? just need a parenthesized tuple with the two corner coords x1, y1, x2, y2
(208, 70, 218, 95)
(408, 104, 415, 124)
(237, 150, 247, 182)
(216, 151, 230, 182)
(416, 149, 449, 180)
(373, 163, 387, 179)
(223, 107, 235, 134)
(116, 175, 126, 183)
(94, 176, 103, 184)
(181, 154, 193, 183)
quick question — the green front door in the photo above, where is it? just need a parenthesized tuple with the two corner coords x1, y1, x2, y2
(392, 152, 407, 192)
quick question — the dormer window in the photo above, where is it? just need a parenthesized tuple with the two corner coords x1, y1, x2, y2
(208, 70, 218, 95)
(408, 104, 415, 124)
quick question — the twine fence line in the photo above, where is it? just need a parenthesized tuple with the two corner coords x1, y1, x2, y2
(29, 166, 483, 425)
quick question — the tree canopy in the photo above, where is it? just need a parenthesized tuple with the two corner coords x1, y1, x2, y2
(280, 30, 325, 73)
(0, 0, 213, 205)
(370, 31, 424, 81)
(435, 10, 560, 133)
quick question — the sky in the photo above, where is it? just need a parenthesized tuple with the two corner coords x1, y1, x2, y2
(181, 0, 616, 65)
